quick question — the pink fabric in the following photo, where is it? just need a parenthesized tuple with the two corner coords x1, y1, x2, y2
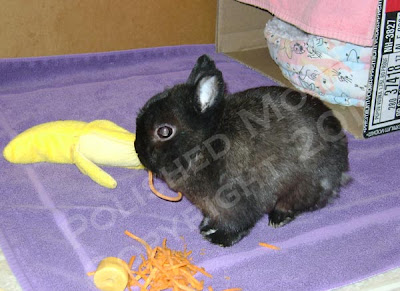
(238, 0, 378, 46)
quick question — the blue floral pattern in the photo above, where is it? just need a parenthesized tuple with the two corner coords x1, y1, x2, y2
(265, 18, 372, 107)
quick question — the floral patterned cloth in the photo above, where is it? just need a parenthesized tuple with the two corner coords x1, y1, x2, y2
(265, 17, 372, 107)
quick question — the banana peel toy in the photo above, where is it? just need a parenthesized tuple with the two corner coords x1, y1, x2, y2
(3, 120, 144, 189)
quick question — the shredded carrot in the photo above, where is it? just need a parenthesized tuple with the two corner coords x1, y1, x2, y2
(124, 230, 212, 290)
(223, 288, 243, 291)
(86, 271, 95, 276)
(259, 242, 281, 250)
(148, 171, 183, 202)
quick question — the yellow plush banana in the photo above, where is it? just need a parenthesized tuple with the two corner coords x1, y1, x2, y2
(3, 120, 144, 188)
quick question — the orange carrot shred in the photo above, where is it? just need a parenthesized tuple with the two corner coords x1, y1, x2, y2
(86, 271, 95, 276)
(223, 288, 243, 291)
(188, 264, 213, 278)
(128, 256, 135, 268)
(148, 171, 183, 202)
(124, 230, 152, 254)
(259, 242, 281, 250)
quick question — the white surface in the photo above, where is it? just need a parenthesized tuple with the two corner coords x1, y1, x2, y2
(335, 268, 400, 291)
(0, 249, 21, 291)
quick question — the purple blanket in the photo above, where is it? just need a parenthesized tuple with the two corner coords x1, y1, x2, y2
(1, 44, 399, 291)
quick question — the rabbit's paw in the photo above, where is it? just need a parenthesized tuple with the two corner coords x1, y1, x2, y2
(268, 209, 295, 228)
(200, 218, 248, 247)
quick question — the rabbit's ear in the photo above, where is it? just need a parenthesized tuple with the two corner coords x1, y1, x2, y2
(187, 55, 224, 113)
(187, 54, 217, 85)
(196, 75, 221, 112)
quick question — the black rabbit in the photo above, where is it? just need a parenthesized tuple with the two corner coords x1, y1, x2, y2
(135, 55, 349, 247)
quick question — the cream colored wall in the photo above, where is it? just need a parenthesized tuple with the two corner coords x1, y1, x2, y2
(0, 0, 217, 58)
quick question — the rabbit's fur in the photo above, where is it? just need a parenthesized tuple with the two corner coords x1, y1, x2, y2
(135, 55, 349, 247)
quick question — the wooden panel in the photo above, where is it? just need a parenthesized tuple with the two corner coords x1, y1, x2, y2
(0, 0, 217, 57)
(217, 0, 271, 52)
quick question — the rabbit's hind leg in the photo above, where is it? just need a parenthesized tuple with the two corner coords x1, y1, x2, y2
(268, 177, 333, 228)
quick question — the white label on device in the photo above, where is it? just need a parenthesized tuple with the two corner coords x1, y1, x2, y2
(364, 0, 400, 137)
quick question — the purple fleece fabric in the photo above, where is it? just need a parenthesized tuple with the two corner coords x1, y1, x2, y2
(0, 44, 399, 291)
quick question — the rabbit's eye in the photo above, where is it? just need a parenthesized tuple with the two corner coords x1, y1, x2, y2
(156, 125, 175, 140)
